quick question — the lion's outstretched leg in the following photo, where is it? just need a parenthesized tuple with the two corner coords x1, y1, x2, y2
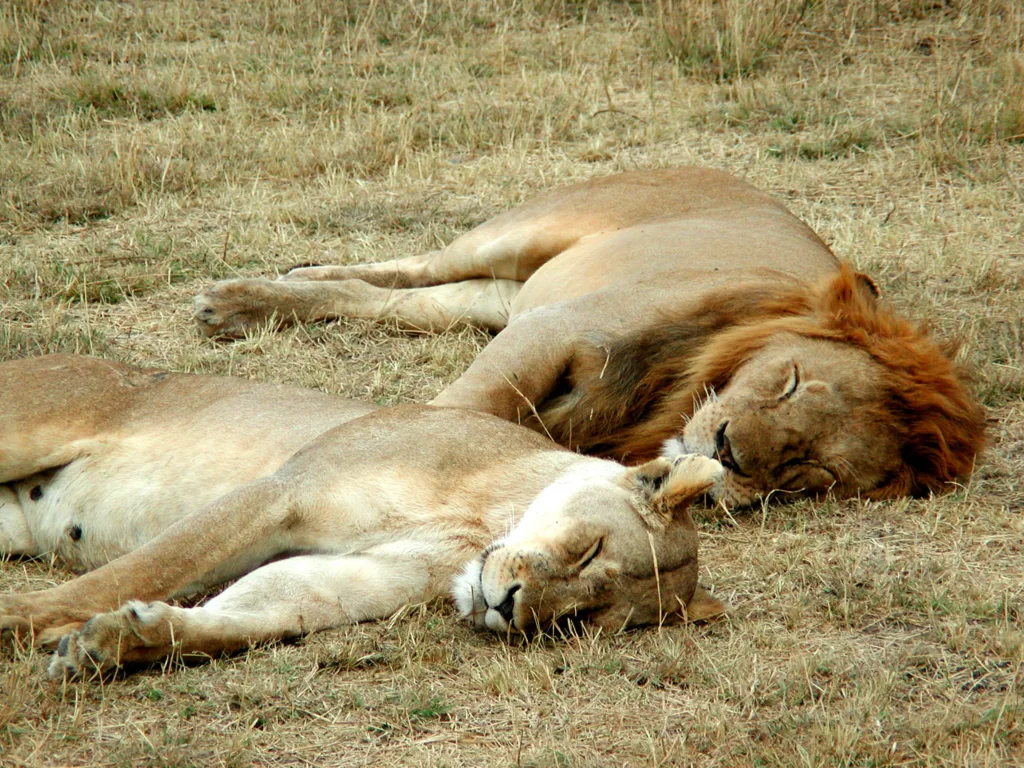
(278, 252, 443, 287)
(193, 276, 521, 337)
(279, 221, 579, 288)
(0, 477, 300, 645)
(48, 547, 432, 677)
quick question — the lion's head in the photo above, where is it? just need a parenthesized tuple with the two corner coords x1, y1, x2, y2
(452, 455, 726, 634)
(538, 266, 986, 508)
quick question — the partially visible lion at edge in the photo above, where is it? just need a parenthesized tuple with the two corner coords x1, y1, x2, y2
(193, 167, 986, 508)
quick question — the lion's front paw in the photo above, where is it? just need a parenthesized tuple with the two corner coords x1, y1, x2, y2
(48, 601, 176, 679)
(193, 278, 283, 338)
(48, 628, 98, 679)
(666, 454, 726, 503)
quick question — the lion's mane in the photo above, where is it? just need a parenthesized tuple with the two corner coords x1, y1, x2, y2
(537, 265, 986, 498)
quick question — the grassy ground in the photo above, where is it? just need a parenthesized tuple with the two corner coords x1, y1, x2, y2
(2, 1, 1022, 765)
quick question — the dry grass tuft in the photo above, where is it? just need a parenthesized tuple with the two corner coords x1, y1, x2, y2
(1, 1, 1022, 766)
(646, 0, 809, 80)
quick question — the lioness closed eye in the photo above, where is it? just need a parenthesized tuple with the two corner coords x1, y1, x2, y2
(193, 167, 986, 508)
(0, 355, 725, 679)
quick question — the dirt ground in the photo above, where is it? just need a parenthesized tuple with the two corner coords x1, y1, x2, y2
(1, 1, 1022, 766)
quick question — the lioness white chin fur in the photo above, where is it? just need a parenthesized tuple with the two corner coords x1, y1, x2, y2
(0, 355, 724, 679)
(192, 167, 985, 508)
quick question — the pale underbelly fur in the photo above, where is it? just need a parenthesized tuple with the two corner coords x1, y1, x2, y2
(0, 432, 292, 578)
(5, 460, 243, 572)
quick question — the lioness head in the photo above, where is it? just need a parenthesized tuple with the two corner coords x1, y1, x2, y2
(452, 455, 726, 634)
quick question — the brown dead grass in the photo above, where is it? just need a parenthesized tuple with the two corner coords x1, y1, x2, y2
(1, 1, 1022, 766)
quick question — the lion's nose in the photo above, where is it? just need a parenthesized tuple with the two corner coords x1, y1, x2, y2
(491, 583, 521, 623)
(715, 421, 749, 477)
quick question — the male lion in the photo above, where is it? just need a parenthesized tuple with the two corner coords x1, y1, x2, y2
(193, 167, 985, 507)
(0, 355, 724, 678)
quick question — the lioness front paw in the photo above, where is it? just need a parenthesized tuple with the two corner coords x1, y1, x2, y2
(48, 601, 176, 679)
(672, 454, 725, 487)
(193, 278, 284, 338)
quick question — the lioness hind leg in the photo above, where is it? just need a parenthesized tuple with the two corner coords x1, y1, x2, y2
(194, 276, 521, 337)
(0, 486, 38, 557)
(48, 550, 431, 677)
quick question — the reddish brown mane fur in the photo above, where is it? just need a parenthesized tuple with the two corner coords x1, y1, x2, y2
(537, 264, 985, 498)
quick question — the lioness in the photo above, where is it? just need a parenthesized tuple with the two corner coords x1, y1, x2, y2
(193, 168, 986, 507)
(0, 355, 724, 678)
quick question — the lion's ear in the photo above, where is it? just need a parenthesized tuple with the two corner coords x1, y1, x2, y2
(621, 456, 723, 529)
(854, 272, 881, 300)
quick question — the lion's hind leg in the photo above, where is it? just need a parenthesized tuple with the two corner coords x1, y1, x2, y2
(280, 220, 576, 288)
(201, 217, 576, 336)
(278, 251, 443, 287)
(49, 547, 433, 677)
(193, 276, 521, 337)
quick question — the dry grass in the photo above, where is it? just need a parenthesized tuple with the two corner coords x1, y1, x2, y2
(2, 1, 1022, 765)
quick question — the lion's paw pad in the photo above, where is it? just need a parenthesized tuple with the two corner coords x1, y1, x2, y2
(193, 286, 247, 337)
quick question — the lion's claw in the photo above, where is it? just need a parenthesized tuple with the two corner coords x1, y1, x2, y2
(48, 628, 90, 679)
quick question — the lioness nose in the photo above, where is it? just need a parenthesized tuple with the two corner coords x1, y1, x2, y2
(492, 583, 521, 623)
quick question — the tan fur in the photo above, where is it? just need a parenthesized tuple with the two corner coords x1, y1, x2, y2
(0, 355, 724, 678)
(192, 167, 984, 507)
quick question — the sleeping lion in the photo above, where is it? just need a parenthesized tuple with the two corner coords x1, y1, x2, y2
(193, 167, 986, 508)
(0, 355, 724, 678)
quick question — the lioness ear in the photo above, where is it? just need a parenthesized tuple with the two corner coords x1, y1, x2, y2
(670, 584, 728, 624)
(621, 456, 723, 529)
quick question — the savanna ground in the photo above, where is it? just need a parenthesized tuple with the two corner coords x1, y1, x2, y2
(1, 0, 1023, 765)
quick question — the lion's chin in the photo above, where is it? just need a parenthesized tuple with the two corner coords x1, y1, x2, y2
(451, 559, 489, 628)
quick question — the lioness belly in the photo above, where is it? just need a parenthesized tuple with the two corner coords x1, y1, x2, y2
(12, 448, 263, 572)
(8, 415, 353, 572)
